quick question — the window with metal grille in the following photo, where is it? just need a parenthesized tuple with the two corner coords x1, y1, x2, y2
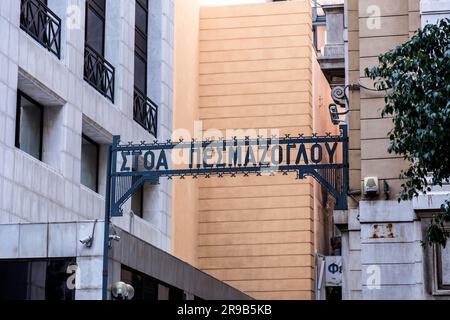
(84, 0, 115, 103)
(133, 0, 158, 137)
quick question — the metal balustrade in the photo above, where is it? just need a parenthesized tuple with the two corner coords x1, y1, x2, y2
(133, 87, 158, 137)
(20, 0, 61, 59)
(84, 44, 115, 103)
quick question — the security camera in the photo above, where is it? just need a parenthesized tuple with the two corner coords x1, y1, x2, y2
(329, 104, 343, 125)
(109, 235, 121, 242)
(111, 281, 135, 300)
(79, 235, 93, 248)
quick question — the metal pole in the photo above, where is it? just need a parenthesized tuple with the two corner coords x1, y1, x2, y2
(102, 145, 112, 300)
(102, 135, 119, 300)
(341, 125, 349, 210)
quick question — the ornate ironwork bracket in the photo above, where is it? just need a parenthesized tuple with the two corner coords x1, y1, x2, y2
(331, 85, 348, 107)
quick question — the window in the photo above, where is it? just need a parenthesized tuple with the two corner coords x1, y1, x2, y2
(85, 0, 105, 55)
(0, 258, 76, 300)
(121, 265, 185, 300)
(81, 135, 99, 192)
(131, 167, 144, 218)
(133, 0, 158, 136)
(15, 91, 44, 161)
(435, 244, 450, 290)
(134, 0, 149, 95)
(84, 0, 114, 102)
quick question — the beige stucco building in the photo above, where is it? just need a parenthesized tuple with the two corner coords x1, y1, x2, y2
(332, 0, 450, 300)
(173, 0, 339, 300)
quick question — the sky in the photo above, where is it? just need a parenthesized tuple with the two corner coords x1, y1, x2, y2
(200, 0, 267, 6)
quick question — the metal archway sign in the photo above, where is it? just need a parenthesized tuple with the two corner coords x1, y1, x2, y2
(105, 124, 349, 216)
(101, 125, 349, 299)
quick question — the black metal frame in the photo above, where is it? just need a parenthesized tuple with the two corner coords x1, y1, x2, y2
(102, 126, 349, 299)
(81, 134, 100, 193)
(133, 0, 156, 136)
(20, 0, 61, 59)
(134, 0, 149, 94)
(15, 90, 44, 161)
(84, 0, 114, 103)
(134, 87, 158, 137)
(84, 44, 115, 103)
(84, 0, 106, 56)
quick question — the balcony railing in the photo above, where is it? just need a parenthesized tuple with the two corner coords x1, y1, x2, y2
(134, 87, 158, 137)
(20, 0, 61, 59)
(84, 44, 115, 103)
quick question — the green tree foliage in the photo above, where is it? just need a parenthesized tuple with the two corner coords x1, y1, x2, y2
(365, 19, 450, 246)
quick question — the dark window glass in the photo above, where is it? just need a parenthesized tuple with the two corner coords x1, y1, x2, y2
(134, 53, 147, 94)
(135, 31, 147, 57)
(81, 135, 99, 192)
(121, 265, 185, 301)
(134, 0, 148, 96)
(121, 266, 158, 300)
(45, 259, 77, 300)
(90, 0, 105, 13)
(0, 259, 76, 300)
(158, 284, 170, 300)
(86, 8, 105, 55)
(131, 186, 144, 218)
(15, 92, 43, 161)
(135, 2, 147, 34)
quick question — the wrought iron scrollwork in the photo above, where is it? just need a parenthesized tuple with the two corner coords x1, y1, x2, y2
(331, 85, 348, 107)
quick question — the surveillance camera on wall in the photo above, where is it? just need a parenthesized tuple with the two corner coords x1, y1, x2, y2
(109, 235, 120, 242)
(79, 235, 93, 248)
(329, 104, 346, 125)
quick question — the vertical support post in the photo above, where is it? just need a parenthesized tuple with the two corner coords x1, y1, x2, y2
(340, 125, 349, 210)
(102, 135, 120, 300)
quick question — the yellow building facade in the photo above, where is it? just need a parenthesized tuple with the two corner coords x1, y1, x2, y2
(173, 0, 338, 300)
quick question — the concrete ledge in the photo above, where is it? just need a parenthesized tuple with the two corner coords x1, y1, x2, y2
(413, 193, 450, 211)
(333, 210, 348, 228)
(359, 200, 415, 223)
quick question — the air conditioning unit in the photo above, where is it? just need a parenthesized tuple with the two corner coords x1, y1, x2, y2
(363, 177, 379, 196)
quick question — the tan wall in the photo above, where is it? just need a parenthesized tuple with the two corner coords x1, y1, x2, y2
(347, 0, 420, 204)
(196, 0, 330, 300)
(173, 0, 200, 265)
(312, 52, 340, 255)
(173, 0, 337, 300)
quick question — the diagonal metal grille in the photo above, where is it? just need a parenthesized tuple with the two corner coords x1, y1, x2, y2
(20, 0, 61, 59)
(317, 167, 344, 196)
(133, 87, 158, 137)
(84, 44, 115, 103)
